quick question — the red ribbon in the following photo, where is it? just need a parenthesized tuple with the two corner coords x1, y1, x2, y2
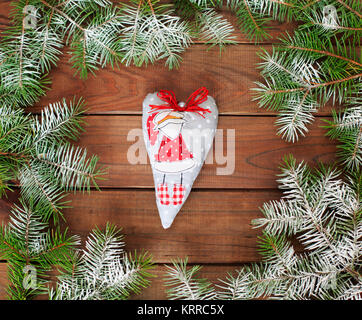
(149, 87, 211, 118)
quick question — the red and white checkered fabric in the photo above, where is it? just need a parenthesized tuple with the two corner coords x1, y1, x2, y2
(172, 184, 185, 205)
(157, 183, 170, 205)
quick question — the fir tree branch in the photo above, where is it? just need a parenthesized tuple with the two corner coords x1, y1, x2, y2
(336, 0, 362, 19)
(242, 0, 261, 32)
(269, 0, 295, 7)
(286, 46, 362, 68)
(39, 0, 85, 32)
(350, 127, 362, 164)
(17, 0, 28, 89)
(165, 258, 216, 300)
(0, 199, 80, 299)
(167, 156, 361, 300)
(50, 224, 154, 300)
(311, 22, 362, 32)
(0, 97, 105, 220)
(302, 0, 322, 9)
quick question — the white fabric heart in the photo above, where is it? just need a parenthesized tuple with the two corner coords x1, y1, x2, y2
(142, 88, 218, 228)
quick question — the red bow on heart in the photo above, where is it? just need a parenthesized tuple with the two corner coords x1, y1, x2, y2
(149, 87, 211, 118)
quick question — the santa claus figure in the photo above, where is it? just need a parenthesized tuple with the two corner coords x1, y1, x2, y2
(147, 108, 195, 206)
(143, 87, 217, 228)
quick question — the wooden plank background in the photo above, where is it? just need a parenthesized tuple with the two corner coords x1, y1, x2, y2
(0, 0, 337, 300)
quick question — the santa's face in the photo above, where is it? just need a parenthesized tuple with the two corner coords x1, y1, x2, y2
(154, 111, 185, 140)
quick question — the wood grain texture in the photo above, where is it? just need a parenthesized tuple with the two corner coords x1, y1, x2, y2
(33, 46, 271, 115)
(0, 263, 7, 300)
(0, 189, 281, 264)
(74, 116, 336, 189)
(0, 0, 11, 33)
(32, 45, 334, 116)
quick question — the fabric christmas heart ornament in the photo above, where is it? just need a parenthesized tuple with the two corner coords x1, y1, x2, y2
(142, 87, 218, 229)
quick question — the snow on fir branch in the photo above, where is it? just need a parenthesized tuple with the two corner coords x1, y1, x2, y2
(0, 95, 155, 300)
(1, 203, 153, 300)
(166, 120, 362, 300)
(165, 257, 216, 300)
(0, 199, 80, 299)
(0, 0, 296, 108)
(2, 0, 360, 141)
(49, 223, 154, 300)
(254, 32, 361, 142)
(253, 0, 361, 142)
(0, 98, 106, 221)
(325, 106, 362, 171)
(1, 1, 359, 144)
(0, 0, 237, 107)
(165, 156, 362, 300)
(119, 0, 192, 69)
(174, 0, 235, 48)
